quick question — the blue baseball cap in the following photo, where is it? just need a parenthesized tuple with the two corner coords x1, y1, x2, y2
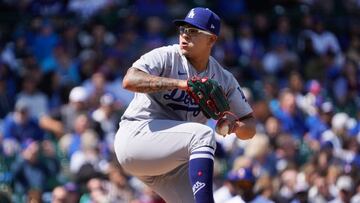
(227, 167, 255, 183)
(173, 7, 221, 36)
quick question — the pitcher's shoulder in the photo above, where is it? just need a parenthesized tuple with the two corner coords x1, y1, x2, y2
(153, 44, 180, 53)
(140, 44, 180, 61)
(209, 57, 235, 78)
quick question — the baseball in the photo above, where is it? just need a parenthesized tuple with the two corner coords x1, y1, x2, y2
(215, 119, 230, 136)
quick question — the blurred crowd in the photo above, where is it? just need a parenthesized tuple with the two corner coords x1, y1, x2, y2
(0, 0, 359, 203)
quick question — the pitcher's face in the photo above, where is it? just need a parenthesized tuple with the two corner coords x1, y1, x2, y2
(178, 25, 216, 57)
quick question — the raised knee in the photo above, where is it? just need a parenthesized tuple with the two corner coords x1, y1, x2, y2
(190, 124, 216, 152)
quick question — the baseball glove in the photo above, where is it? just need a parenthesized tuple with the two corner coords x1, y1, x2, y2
(186, 76, 230, 120)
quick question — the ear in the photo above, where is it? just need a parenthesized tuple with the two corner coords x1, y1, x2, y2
(208, 35, 218, 46)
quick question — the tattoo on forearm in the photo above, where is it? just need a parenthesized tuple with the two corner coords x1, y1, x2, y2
(127, 68, 181, 93)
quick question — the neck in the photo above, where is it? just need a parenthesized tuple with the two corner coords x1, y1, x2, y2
(187, 53, 210, 73)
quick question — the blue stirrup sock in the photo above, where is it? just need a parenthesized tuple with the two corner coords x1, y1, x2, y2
(189, 146, 215, 203)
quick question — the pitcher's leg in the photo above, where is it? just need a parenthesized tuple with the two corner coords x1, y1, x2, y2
(139, 163, 195, 203)
(189, 146, 215, 203)
(114, 119, 216, 202)
(115, 119, 216, 176)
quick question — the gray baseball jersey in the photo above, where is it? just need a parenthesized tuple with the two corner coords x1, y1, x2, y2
(115, 44, 253, 202)
(121, 44, 252, 123)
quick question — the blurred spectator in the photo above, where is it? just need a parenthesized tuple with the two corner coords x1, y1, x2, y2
(329, 175, 354, 203)
(64, 182, 81, 203)
(59, 114, 97, 160)
(142, 16, 166, 52)
(274, 134, 301, 171)
(105, 161, 136, 202)
(134, 0, 167, 19)
(212, 23, 237, 68)
(136, 185, 166, 203)
(0, 63, 17, 107)
(252, 175, 274, 203)
(28, 0, 66, 16)
(166, 0, 190, 19)
(224, 167, 256, 203)
(252, 100, 271, 134)
(27, 189, 43, 203)
(214, 156, 251, 202)
(234, 22, 264, 80)
(214, 177, 238, 203)
(40, 86, 90, 138)
(77, 49, 99, 81)
(0, 191, 11, 203)
(16, 75, 48, 119)
(40, 43, 80, 87)
(92, 93, 123, 152)
(215, 0, 247, 24)
(346, 34, 360, 67)
(288, 71, 309, 115)
(262, 37, 298, 79)
(261, 76, 279, 101)
(331, 59, 359, 117)
(60, 22, 81, 59)
(269, 16, 295, 51)
(276, 168, 299, 202)
(75, 163, 104, 189)
(90, 23, 116, 57)
(51, 186, 67, 203)
(1, 35, 31, 72)
(351, 182, 360, 203)
(290, 172, 310, 203)
(97, 53, 122, 81)
(0, 74, 13, 119)
(252, 13, 270, 47)
(264, 116, 281, 146)
(68, 0, 113, 19)
(83, 72, 109, 110)
(321, 112, 351, 154)
(39, 71, 66, 112)
(11, 140, 60, 201)
(305, 17, 342, 61)
(271, 89, 307, 139)
(305, 101, 334, 146)
(244, 133, 277, 176)
(2, 100, 44, 145)
(288, 71, 305, 99)
(79, 177, 108, 203)
(300, 80, 324, 116)
(67, 129, 102, 174)
(30, 20, 59, 63)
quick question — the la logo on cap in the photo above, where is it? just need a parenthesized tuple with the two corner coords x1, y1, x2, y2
(188, 9, 195, 18)
(173, 7, 221, 36)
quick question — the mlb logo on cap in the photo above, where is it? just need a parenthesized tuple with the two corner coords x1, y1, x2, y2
(174, 7, 221, 36)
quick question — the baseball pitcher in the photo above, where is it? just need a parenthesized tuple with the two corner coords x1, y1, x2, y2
(114, 7, 256, 203)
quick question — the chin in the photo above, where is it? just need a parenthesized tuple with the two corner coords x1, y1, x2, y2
(180, 49, 189, 56)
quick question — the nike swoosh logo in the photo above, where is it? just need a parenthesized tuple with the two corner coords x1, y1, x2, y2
(178, 71, 187, 75)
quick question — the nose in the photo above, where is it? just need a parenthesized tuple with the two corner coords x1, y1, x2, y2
(180, 32, 190, 40)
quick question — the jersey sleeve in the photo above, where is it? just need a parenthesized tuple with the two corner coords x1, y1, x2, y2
(226, 77, 253, 118)
(132, 47, 167, 76)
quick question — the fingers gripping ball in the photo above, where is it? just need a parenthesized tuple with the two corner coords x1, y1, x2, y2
(186, 76, 230, 120)
(215, 113, 237, 136)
